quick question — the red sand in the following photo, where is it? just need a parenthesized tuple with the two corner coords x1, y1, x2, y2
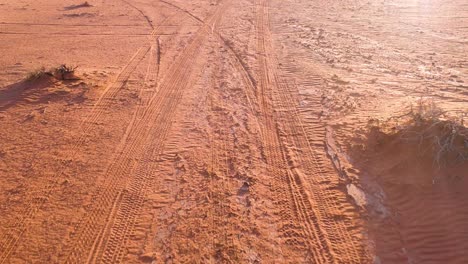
(0, 0, 466, 263)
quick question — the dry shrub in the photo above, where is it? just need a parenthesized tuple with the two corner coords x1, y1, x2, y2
(25, 64, 78, 82)
(25, 67, 50, 82)
(366, 98, 467, 168)
(52, 64, 78, 80)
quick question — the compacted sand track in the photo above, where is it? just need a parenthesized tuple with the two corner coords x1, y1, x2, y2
(0, 0, 467, 263)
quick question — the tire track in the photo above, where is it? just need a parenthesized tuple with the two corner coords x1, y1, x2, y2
(0, 10, 177, 263)
(158, 0, 204, 23)
(97, 9, 228, 262)
(120, 0, 155, 30)
(82, 21, 167, 264)
(262, 5, 367, 262)
(208, 59, 241, 262)
(2, 4, 178, 264)
(0, 45, 150, 264)
(253, 1, 332, 261)
(253, 0, 369, 262)
(153, 0, 260, 116)
(219, 35, 259, 115)
(63, 3, 228, 263)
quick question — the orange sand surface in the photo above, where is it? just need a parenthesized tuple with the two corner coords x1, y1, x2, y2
(0, 0, 467, 263)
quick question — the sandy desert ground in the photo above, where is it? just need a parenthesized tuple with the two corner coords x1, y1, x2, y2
(0, 0, 467, 263)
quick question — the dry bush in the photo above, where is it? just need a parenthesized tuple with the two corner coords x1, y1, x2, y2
(366, 98, 467, 168)
(25, 67, 50, 82)
(52, 64, 78, 80)
(25, 64, 78, 82)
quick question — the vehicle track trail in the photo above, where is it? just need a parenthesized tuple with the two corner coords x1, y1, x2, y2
(207, 59, 242, 262)
(2, 0, 467, 262)
(0, 9, 176, 263)
(158, 0, 204, 23)
(154, 0, 259, 115)
(63, 2, 229, 263)
(0, 43, 150, 264)
(253, 0, 370, 262)
(120, 0, 155, 30)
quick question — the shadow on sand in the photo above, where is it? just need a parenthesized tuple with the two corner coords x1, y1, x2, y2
(0, 77, 86, 112)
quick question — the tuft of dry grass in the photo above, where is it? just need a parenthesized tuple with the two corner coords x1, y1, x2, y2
(52, 64, 78, 80)
(25, 64, 78, 82)
(25, 67, 50, 82)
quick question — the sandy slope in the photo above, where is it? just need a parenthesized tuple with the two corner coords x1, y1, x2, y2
(0, 0, 466, 263)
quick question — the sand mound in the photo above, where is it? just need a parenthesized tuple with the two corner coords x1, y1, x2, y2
(354, 102, 467, 186)
(348, 102, 468, 262)
(0, 66, 87, 111)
